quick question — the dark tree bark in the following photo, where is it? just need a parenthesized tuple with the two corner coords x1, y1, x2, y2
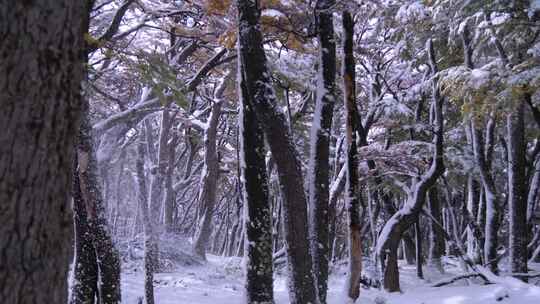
(376, 39, 444, 292)
(0, 1, 86, 302)
(507, 98, 528, 280)
(415, 221, 424, 279)
(307, 1, 336, 302)
(428, 187, 445, 272)
(70, 167, 99, 304)
(239, 70, 274, 304)
(236, 0, 317, 302)
(75, 100, 122, 303)
(342, 10, 363, 302)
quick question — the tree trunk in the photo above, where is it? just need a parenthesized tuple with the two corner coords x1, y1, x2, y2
(376, 40, 444, 292)
(428, 187, 445, 272)
(307, 1, 336, 302)
(236, 1, 317, 303)
(0, 1, 86, 302)
(76, 100, 122, 303)
(239, 69, 274, 303)
(466, 175, 482, 262)
(507, 98, 528, 280)
(471, 117, 500, 273)
(149, 108, 173, 235)
(193, 75, 227, 259)
(164, 132, 179, 231)
(415, 221, 424, 279)
(136, 141, 157, 304)
(342, 10, 363, 302)
(71, 168, 99, 304)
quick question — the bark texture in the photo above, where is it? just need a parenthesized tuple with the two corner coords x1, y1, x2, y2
(71, 167, 99, 304)
(236, 0, 317, 302)
(75, 100, 122, 303)
(428, 187, 445, 272)
(342, 10, 363, 302)
(0, 1, 86, 302)
(307, 1, 336, 303)
(239, 71, 274, 303)
(507, 99, 528, 279)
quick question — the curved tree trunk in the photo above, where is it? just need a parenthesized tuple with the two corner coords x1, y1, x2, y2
(0, 1, 86, 302)
(376, 40, 444, 292)
(193, 74, 228, 259)
(236, 1, 317, 302)
(471, 116, 500, 273)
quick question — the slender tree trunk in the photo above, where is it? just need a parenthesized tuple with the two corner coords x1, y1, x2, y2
(415, 221, 424, 279)
(428, 187, 445, 272)
(193, 76, 227, 259)
(471, 118, 500, 273)
(342, 11, 363, 302)
(164, 133, 179, 231)
(308, 1, 337, 302)
(149, 108, 172, 234)
(466, 175, 482, 262)
(507, 99, 528, 280)
(0, 1, 86, 302)
(239, 69, 274, 303)
(136, 142, 157, 304)
(236, 1, 317, 302)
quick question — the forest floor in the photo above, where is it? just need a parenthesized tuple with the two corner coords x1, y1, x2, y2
(121, 253, 540, 304)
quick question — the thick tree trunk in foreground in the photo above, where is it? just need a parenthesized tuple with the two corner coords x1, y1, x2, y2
(376, 40, 444, 292)
(507, 99, 528, 280)
(237, 1, 317, 302)
(307, 1, 337, 302)
(0, 1, 85, 303)
(239, 72, 274, 303)
(342, 11, 363, 302)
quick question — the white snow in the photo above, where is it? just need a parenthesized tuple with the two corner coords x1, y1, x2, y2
(121, 256, 540, 304)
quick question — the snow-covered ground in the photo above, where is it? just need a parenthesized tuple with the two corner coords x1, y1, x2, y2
(122, 255, 540, 304)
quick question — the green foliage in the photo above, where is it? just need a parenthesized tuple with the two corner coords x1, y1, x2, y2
(122, 51, 189, 109)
